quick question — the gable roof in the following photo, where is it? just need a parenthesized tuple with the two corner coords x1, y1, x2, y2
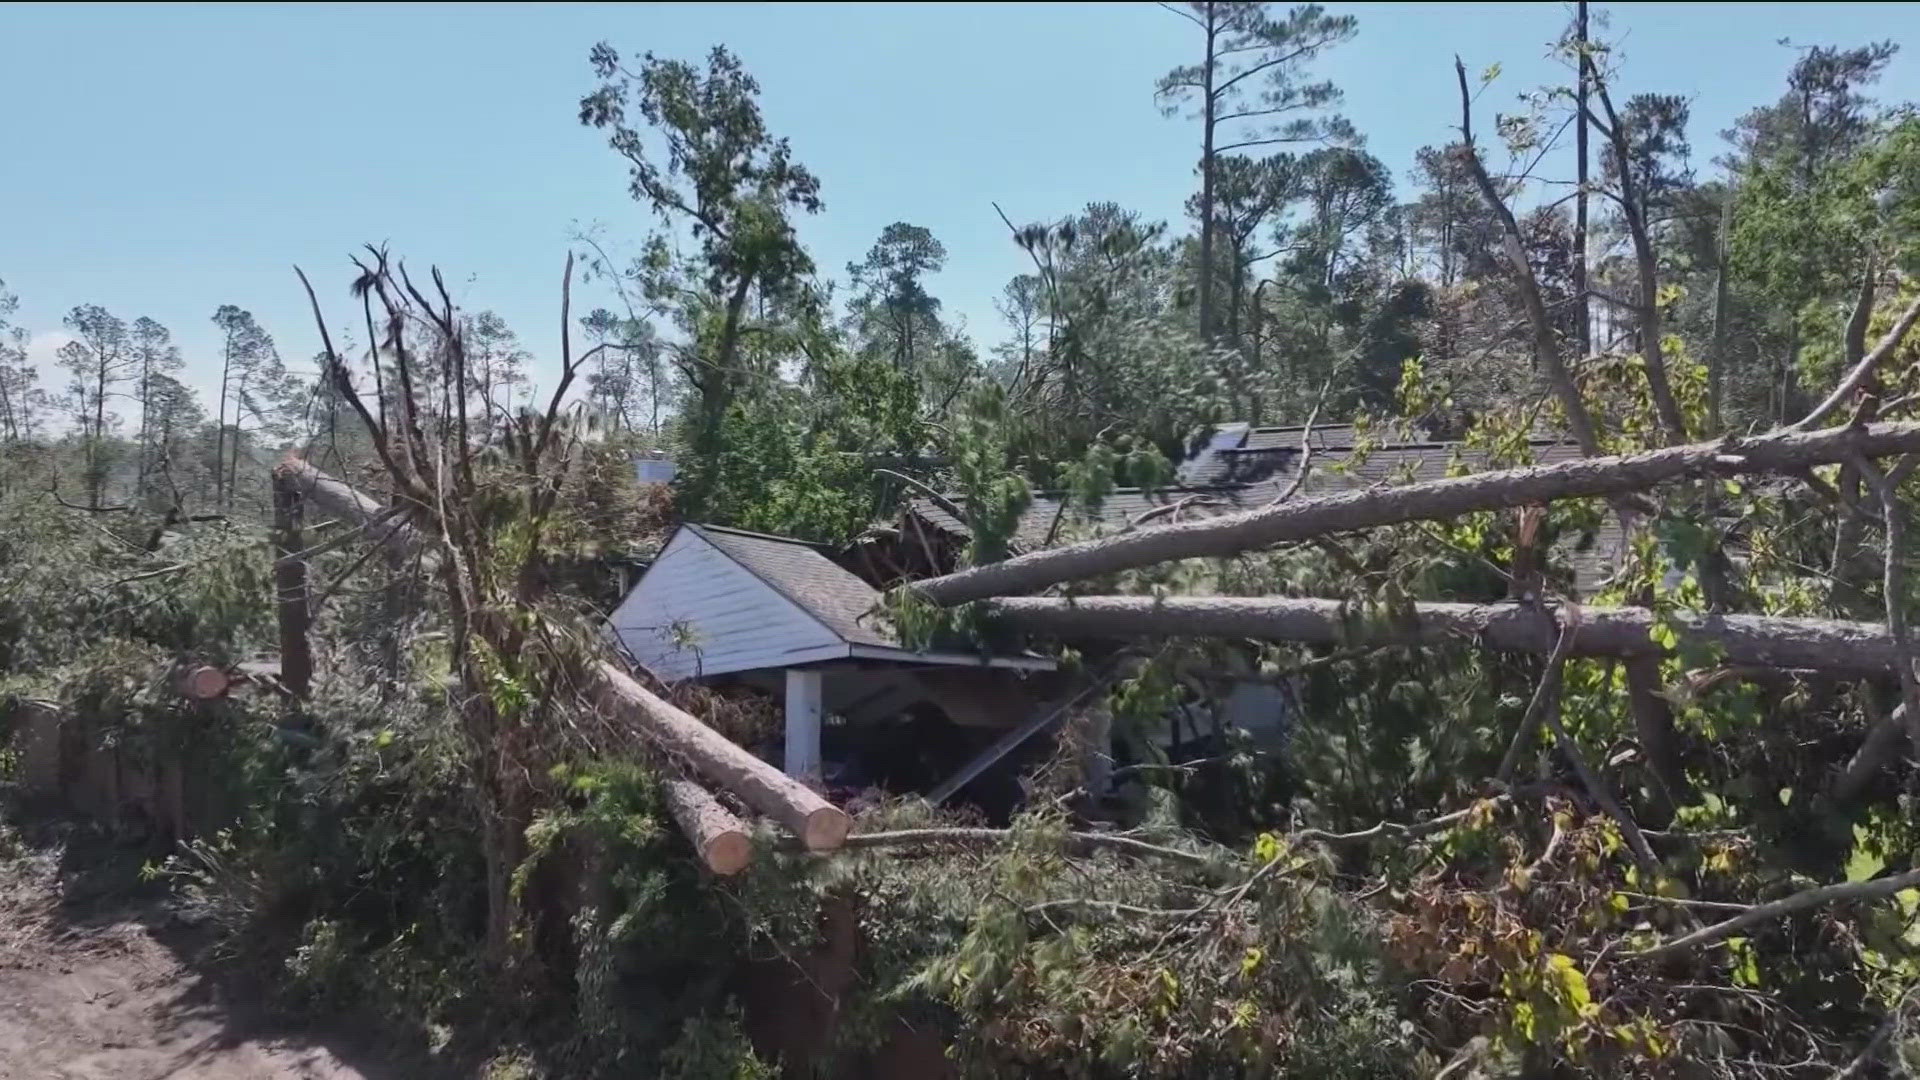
(691, 524, 897, 650)
(610, 523, 1053, 681)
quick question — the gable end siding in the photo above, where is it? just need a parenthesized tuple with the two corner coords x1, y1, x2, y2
(607, 528, 845, 681)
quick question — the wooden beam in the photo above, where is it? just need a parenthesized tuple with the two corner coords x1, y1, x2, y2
(785, 668, 823, 780)
(926, 677, 1111, 806)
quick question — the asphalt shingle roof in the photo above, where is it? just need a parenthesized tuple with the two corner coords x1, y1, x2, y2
(691, 524, 897, 648)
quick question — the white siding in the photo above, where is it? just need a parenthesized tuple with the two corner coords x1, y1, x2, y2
(608, 528, 845, 682)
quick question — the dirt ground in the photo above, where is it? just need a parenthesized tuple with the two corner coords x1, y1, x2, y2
(0, 822, 392, 1080)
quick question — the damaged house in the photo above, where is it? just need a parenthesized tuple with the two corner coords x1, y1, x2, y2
(609, 422, 1640, 814)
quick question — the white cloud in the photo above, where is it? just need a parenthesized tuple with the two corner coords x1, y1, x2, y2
(22, 330, 74, 376)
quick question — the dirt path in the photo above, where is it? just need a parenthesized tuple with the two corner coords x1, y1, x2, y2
(0, 834, 380, 1080)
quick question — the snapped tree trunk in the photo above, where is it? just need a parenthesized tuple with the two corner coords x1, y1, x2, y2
(270, 476, 314, 698)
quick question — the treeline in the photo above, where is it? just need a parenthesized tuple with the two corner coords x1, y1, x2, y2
(4, 20, 1910, 545)
(565, 16, 1915, 548)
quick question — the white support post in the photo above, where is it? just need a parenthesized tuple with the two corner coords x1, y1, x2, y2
(785, 668, 824, 780)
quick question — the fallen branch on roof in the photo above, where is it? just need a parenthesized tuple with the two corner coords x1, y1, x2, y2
(987, 596, 1907, 678)
(910, 421, 1920, 605)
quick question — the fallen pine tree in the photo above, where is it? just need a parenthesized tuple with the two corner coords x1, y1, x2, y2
(987, 596, 1907, 678)
(912, 420, 1920, 605)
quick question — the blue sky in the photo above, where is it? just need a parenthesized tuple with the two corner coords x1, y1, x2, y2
(2, 2, 1915, 405)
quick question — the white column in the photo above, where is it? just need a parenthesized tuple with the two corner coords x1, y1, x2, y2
(785, 668, 824, 779)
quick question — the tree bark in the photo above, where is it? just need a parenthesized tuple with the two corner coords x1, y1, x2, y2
(1573, 1, 1591, 359)
(1197, 3, 1218, 340)
(662, 778, 752, 875)
(271, 476, 314, 698)
(987, 596, 1909, 678)
(1622, 654, 1690, 817)
(593, 662, 849, 851)
(912, 422, 1920, 605)
(1834, 704, 1906, 804)
(214, 332, 232, 510)
(1708, 192, 1733, 434)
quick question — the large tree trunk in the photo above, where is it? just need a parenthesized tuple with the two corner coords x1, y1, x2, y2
(988, 595, 1909, 678)
(1573, 0, 1590, 359)
(274, 457, 421, 555)
(271, 478, 314, 698)
(912, 421, 1920, 605)
(214, 337, 232, 510)
(593, 663, 849, 850)
(1196, 4, 1218, 341)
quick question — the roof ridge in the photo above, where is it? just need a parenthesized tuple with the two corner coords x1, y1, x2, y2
(913, 480, 1269, 505)
(688, 521, 834, 551)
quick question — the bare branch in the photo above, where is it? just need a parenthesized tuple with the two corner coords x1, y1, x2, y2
(1636, 865, 1920, 961)
(1496, 611, 1579, 782)
(1798, 292, 1920, 431)
(788, 828, 1216, 869)
(1453, 56, 1602, 456)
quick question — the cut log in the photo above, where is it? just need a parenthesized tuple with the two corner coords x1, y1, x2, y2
(989, 596, 1905, 678)
(177, 665, 231, 701)
(912, 421, 1920, 605)
(593, 662, 849, 851)
(662, 779, 752, 875)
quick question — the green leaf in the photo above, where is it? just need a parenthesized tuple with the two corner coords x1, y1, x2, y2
(1546, 953, 1594, 1016)
(1727, 936, 1761, 987)
(1848, 824, 1887, 883)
